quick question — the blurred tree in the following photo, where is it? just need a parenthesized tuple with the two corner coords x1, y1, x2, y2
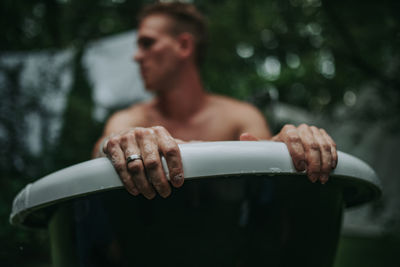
(202, 0, 399, 126)
(0, 0, 399, 265)
(54, 49, 100, 168)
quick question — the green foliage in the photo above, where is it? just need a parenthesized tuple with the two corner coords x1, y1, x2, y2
(201, 0, 400, 119)
(0, 0, 399, 265)
(54, 49, 102, 169)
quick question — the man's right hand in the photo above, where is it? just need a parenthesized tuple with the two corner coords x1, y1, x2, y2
(102, 126, 184, 199)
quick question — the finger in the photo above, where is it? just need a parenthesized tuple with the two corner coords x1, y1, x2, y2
(310, 126, 332, 184)
(298, 124, 321, 183)
(136, 128, 171, 199)
(319, 129, 338, 169)
(239, 132, 259, 141)
(119, 132, 145, 195)
(279, 124, 307, 172)
(152, 126, 184, 188)
(105, 136, 139, 196)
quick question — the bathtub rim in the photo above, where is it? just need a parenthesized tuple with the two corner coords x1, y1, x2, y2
(10, 141, 381, 228)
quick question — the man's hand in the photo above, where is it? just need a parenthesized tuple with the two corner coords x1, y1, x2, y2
(240, 124, 337, 184)
(102, 126, 184, 199)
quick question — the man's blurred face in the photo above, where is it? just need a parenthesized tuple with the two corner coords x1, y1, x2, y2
(134, 15, 181, 92)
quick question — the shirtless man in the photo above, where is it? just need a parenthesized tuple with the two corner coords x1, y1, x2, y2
(93, 2, 337, 200)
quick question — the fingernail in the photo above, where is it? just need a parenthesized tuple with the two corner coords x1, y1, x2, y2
(299, 160, 307, 170)
(161, 189, 171, 199)
(331, 160, 337, 168)
(309, 174, 318, 183)
(132, 188, 139, 195)
(172, 173, 184, 184)
(320, 174, 329, 184)
(146, 192, 156, 200)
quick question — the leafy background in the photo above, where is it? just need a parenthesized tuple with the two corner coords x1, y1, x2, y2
(1, 0, 399, 266)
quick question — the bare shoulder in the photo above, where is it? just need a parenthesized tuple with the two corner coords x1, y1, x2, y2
(103, 101, 151, 135)
(208, 94, 271, 139)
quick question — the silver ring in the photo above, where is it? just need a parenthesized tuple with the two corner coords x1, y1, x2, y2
(126, 154, 142, 164)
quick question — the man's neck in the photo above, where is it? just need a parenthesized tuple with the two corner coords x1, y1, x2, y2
(154, 65, 208, 122)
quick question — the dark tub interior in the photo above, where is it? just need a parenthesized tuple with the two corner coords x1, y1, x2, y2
(49, 175, 344, 267)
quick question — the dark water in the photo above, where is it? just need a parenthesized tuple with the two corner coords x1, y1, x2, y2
(50, 176, 344, 267)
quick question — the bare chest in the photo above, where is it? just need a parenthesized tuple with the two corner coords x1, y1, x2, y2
(145, 114, 238, 142)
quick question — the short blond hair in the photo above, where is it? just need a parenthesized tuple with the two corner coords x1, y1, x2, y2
(138, 2, 208, 66)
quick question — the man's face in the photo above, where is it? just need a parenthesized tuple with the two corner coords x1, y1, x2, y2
(134, 15, 181, 92)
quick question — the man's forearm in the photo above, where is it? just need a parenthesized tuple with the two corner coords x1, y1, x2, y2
(92, 136, 108, 158)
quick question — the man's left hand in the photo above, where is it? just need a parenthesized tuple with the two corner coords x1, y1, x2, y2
(240, 124, 337, 184)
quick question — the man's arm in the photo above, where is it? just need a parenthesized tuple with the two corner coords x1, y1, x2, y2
(92, 111, 135, 158)
(93, 110, 184, 199)
(236, 104, 337, 184)
(97, 102, 337, 199)
(270, 124, 337, 184)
